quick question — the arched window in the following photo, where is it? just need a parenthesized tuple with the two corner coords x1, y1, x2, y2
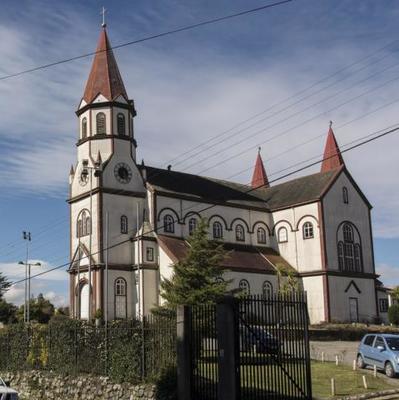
(114, 278, 127, 319)
(117, 113, 126, 135)
(257, 227, 267, 244)
(188, 218, 197, 235)
(96, 112, 106, 135)
(303, 222, 314, 239)
(343, 224, 353, 242)
(262, 281, 273, 298)
(121, 215, 128, 234)
(82, 117, 87, 139)
(213, 221, 223, 239)
(338, 223, 362, 272)
(164, 214, 175, 233)
(343, 187, 349, 204)
(77, 210, 91, 238)
(239, 279, 250, 296)
(278, 227, 288, 243)
(235, 224, 245, 242)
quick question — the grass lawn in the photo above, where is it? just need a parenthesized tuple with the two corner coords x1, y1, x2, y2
(312, 361, 397, 398)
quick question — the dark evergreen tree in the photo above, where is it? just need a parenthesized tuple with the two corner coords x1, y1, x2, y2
(0, 300, 17, 324)
(0, 272, 10, 300)
(160, 219, 229, 308)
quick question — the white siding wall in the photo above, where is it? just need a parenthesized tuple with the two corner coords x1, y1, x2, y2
(302, 276, 326, 323)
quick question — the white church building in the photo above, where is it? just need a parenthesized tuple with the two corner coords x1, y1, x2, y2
(68, 26, 387, 325)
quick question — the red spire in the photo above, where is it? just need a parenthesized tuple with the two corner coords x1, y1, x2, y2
(251, 148, 269, 189)
(321, 122, 345, 173)
(82, 28, 128, 104)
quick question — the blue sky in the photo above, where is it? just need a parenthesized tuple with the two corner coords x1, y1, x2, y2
(0, 0, 399, 306)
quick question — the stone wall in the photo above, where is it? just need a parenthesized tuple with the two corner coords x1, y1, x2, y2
(0, 370, 168, 400)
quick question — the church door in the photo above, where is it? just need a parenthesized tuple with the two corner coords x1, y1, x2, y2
(349, 297, 359, 322)
(80, 284, 89, 320)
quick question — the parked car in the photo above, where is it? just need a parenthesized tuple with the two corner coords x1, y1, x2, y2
(239, 325, 281, 354)
(357, 334, 399, 378)
(0, 377, 19, 400)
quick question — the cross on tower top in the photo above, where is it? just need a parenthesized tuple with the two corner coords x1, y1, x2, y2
(101, 6, 107, 28)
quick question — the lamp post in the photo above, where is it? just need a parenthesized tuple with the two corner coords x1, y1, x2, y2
(81, 159, 102, 321)
(18, 261, 41, 323)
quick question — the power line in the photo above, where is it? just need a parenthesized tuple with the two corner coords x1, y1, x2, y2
(165, 38, 399, 168)
(9, 121, 399, 287)
(0, 0, 294, 81)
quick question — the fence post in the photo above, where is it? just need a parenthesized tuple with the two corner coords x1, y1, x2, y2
(177, 305, 192, 400)
(216, 296, 240, 400)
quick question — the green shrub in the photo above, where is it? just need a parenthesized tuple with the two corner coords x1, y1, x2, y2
(388, 304, 399, 325)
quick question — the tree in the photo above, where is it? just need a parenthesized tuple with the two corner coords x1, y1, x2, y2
(0, 299, 17, 324)
(275, 263, 299, 294)
(0, 272, 11, 300)
(160, 219, 229, 308)
(17, 293, 55, 324)
(388, 304, 399, 325)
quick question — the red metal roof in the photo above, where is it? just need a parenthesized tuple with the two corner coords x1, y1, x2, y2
(321, 126, 345, 173)
(82, 28, 128, 104)
(251, 150, 269, 189)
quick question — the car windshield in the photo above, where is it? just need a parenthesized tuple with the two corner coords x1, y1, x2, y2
(386, 337, 399, 351)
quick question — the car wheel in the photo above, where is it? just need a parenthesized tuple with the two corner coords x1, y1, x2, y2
(357, 354, 365, 369)
(385, 362, 396, 378)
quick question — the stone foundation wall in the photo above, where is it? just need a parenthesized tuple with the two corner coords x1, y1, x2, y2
(1, 371, 165, 400)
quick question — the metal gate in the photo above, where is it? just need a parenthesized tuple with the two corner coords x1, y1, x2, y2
(186, 293, 312, 400)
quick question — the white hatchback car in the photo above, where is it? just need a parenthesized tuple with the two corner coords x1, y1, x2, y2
(0, 377, 19, 400)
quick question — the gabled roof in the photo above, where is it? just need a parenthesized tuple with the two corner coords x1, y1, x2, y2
(143, 165, 338, 211)
(321, 125, 345, 173)
(157, 235, 295, 274)
(251, 150, 269, 189)
(82, 28, 128, 104)
(144, 166, 268, 210)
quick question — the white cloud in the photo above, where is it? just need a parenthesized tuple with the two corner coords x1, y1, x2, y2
(376, 263, 399, 288)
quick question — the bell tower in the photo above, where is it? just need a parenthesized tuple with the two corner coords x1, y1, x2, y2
(68, 24, 146, 321)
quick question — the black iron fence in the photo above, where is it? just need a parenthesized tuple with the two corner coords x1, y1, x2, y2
(184, 293, 312, 400)
(0, 315, 176, 384)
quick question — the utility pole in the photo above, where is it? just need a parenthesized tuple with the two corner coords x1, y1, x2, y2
(18, 260, 41, 323)
(22, 231, 31, 323)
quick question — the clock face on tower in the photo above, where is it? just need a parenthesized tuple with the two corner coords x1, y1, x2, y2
(114, 163, 132, 184)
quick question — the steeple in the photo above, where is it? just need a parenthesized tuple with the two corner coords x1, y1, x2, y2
(251, 148, 269, 189)
(321, 121, 345, 173)
(82, 27, 128, 104)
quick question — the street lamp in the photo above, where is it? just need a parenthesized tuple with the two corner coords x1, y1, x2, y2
(81, 158, 102, 321)
(18, 261, 41, 323)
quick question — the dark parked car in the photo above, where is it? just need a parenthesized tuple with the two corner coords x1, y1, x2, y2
(357, 334, 399, 378)
(240, 325, 280, 354)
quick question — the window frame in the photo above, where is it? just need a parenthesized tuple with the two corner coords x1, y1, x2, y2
(379, 298, 389, 313)
(164, 214, 175, 234)
(146, 247, 154, 262)
(120, 215, 128, 234)
(303, 222, 314, 239)
(77, 210, 91, 238)
(213, 221, 223, 239)
(235, 224, 245, 242)
(239, 279, 250, 296)
(343, 187, 349, 204)
(257, 227, 267, 244)
(188, 218, 197, 235)
(117, 113, 126, 136)
(278, 227, 288, 243)
(262, 281, 273, 298)
(82, 117, 87, 139)
(96, 112, 106, 135)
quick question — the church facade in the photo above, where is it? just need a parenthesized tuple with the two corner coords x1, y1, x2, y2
(68, 27, 384, 324)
